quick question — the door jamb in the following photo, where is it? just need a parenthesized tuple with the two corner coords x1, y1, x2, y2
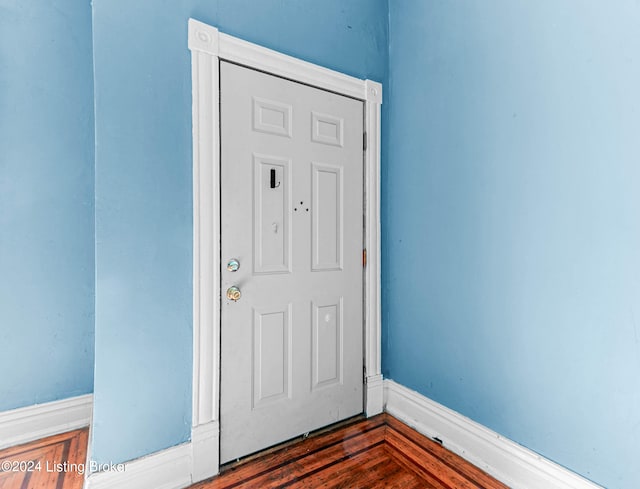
(188, 19, 382, 482)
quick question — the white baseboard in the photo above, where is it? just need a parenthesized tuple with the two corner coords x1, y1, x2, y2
(85, 422, 220, 489)
(85, 443, 193, 489)
(191, 421, 219, 483)
(384, 380, 603, 489)
(365, 374, 384, 417)
(0, 394, 93, 450)
(9, 383, 600, 488)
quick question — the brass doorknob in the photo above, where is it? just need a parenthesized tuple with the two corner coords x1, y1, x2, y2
(226, 286, 241, 302)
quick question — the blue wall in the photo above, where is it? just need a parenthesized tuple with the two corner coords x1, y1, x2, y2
(384, 1, 640, 488)
(91, 0, 387, 465)
(0, 0, 95, 411)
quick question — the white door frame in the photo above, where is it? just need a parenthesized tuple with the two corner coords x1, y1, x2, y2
(188, 18, 382, 482)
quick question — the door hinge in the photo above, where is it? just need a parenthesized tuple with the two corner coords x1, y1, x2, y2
(363, 132, 367, 151)
(363, 248, 367, 268)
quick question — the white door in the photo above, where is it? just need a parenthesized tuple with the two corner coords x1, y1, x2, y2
(220, 61, 364, 463)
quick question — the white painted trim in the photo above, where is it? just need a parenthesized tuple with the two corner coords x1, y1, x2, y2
(0, 395, 92, 450)
(191, 24, 220, 432)
(189, 18, 383, 479)
(191, 421, 220, 482)
(384, 380, 604, 489)
(190, 18, 221, 484)
(188, 19, 377, 102)
(365, 79, 383, 104)
(365, 374, 384, 417)
(363, 78, 383, 417)
(85, 443, 192, 489)
(188, 19, 219, 55)
(85, 423, 219, 489)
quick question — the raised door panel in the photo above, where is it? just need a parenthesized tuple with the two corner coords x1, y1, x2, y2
(311, 162, 343, 271)
(253, 97, 292, 137)
(311, 111, 344, 147)
(253, 154, 292, 274)
(311, 298, 343, 390)
(252, 305, 292, 408)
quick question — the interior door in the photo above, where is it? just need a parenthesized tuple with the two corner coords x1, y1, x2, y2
(219, 61, 364, 463)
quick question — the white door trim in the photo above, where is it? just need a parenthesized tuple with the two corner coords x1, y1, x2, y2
(188, 18, 382, 482)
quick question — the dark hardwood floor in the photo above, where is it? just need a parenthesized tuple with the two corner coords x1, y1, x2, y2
(0, 414, 509, 488)
(191, 414, 509, 489)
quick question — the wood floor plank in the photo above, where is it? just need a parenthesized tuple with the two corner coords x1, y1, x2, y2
(383, 445, 450, 489)
(0, 429, 88, 489)
(201, 426, 386, 488)
(257, 428, 386, 489)
(192, 417, 385, 489)
(218, 415, 384, 476)
(385, 428, 480, 489)
(193, 414, 508, 489)
(0, 472, 22, 489)
(287, 444, 402, 488)
(0, 414, 508, 489)
(384, 415, 509, 489)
